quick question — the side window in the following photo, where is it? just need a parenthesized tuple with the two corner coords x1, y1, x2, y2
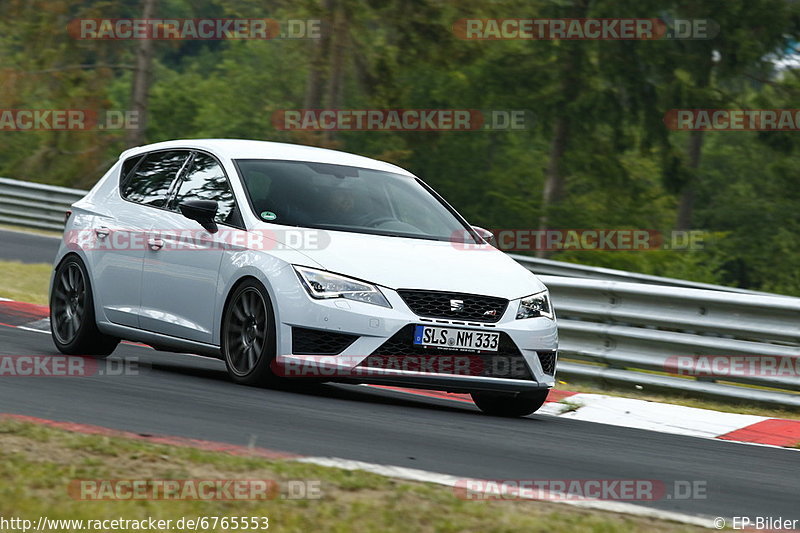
(173, 153, 237, 225)
(121, 150, 189, 208)
(120, 154, 144, 182)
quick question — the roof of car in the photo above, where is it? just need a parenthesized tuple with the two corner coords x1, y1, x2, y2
(119, 139, 414, 176)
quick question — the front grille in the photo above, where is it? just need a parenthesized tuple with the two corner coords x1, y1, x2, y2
(292, 327, 358, 355)
(397, 290, 508, 323)
(361, 325, 533, 380)
(538, 351, 557, 375)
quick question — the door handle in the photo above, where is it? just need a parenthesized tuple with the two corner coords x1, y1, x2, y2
(147, 238, 164, 251)
(95, 227, 110, 239)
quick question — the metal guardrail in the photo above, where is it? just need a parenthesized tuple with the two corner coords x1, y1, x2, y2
(0, 177, 86, 231)
(543, 276, 800, 408)
(512, 253, 775, 295)
(0, 177, 798, 407)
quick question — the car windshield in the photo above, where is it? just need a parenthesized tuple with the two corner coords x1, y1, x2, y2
(235, 159, 478, 242)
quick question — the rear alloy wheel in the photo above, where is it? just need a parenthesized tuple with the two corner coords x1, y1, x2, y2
(222, 280, 280, 387)
(50, 256, 119, 357)
(471, 389, 550, 417)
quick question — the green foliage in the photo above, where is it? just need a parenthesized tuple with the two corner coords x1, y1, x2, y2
(1, 0, 799, 294)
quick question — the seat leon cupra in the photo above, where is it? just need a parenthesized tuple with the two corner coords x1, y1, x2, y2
(50, 139, 558, 416)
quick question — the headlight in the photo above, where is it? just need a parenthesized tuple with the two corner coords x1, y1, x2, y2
(516, 290, 553, 320)
(293, 266, 391, 308)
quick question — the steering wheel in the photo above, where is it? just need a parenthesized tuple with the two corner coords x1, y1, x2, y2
(363, 216, 397, 228)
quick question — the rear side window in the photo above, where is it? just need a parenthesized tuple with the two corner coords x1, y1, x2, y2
(120, 154, 144, 182)
(121, 150, 189, 207)
(172, 153, 237, 225)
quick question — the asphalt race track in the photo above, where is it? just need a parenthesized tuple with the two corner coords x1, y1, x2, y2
(0, 229, 797, 521)
(0, 228, 60, 263)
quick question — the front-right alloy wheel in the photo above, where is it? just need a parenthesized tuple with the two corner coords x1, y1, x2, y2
(222, 279, 281, 387)
(471, 389, 550, 417)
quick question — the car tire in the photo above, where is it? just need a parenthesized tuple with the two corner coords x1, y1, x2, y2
(50, 255, 120, 357)
(222, 279, 282, 387)
(471, 389, 550, 417)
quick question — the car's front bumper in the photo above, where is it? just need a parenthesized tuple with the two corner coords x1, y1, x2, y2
(270, 267, 558, 394)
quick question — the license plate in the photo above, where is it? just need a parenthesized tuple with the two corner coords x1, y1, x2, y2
(413, 325, 500, 352)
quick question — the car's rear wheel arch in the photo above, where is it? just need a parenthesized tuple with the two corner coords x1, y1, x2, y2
(57, 251, 105, 314)
(53, 252, 92, 303)
(50, 252, 119, 356)
(54, 252, 82, 277)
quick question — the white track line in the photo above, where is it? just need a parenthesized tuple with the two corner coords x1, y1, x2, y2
(15, 326, 49, 334)
(297, 456, 714, 527)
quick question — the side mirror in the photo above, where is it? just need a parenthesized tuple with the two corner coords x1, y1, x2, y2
(471, 226, 495, 246)
(179, 199, 219, 233)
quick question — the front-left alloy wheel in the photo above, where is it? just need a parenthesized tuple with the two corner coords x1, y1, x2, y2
(222, 279, 281, 387)
(50, 256, 119, 356)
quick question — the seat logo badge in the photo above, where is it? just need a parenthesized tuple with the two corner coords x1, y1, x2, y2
(450, 299, 465, 312)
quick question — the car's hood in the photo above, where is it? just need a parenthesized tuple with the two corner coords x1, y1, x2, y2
(257, 225, 546, 300)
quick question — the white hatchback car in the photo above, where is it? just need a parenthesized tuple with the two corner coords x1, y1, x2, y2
(50, 139, 558, 416)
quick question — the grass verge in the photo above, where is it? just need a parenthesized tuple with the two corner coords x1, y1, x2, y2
(0, 418, 706, 533)
(0, 223, 63, 238)
(0, 260, 51, 305)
